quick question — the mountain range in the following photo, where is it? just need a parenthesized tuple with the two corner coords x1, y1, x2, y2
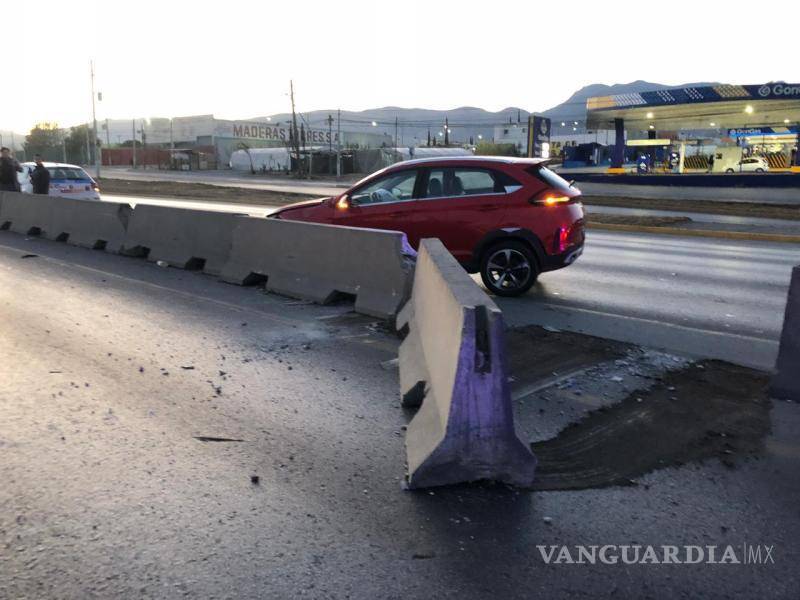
(4, 81, 723, 147)
(258, 80, 719, 143)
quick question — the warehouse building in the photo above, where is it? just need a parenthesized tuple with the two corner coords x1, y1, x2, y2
(102, 114, 392, 168)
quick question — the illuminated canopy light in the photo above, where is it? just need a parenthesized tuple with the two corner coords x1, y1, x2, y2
(744, 105, 754, 114)
(646, 112, 654, 119)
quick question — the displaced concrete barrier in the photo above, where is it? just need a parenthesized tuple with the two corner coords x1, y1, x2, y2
(397, 238, 537, 489)
(220, 217, 414, 319)
(0, 191, 55, 236)
(0, 191, 130, 251)
(122, 204, 239, 276)
(770, 265, 800, 401)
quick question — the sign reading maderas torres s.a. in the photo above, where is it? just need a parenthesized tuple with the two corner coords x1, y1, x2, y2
(229, 122, 340, 144)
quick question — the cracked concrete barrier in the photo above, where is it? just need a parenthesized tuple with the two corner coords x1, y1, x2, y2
(220, 216, 415, 319)
(121, 204, 239, 276)
(0, 191, 130, 251)
(770, 265, 800, 401)
(397, 238, 537, 489)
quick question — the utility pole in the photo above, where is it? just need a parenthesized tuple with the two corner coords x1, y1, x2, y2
(289, 80, 303, 177)
(62, 136, 67, 163)
(326, 114, 334, 174)
(141, 126, 147, 170)
(444, 118, 450, 146)
(90, 60, 100, 178)
(132, 119, 137, 169)
(84, 124, 91, 167)
(105, 118, 110, 149)
(336, 108, 341, 178)
(394, 116, 398, 150)
(169, 118, 174, 170)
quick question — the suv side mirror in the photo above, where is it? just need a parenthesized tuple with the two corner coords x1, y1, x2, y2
(335, 195, 351, 210)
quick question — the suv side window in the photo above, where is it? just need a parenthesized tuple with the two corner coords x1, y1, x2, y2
(421, 168, 515, 199)
(453, 169, 496, 196)
(351, 170, 418, 205)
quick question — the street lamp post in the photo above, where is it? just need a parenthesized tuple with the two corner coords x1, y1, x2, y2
(90, 60, 100, 178)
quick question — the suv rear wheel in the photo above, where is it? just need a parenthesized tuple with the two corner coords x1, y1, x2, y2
(479, 240, 539, 297)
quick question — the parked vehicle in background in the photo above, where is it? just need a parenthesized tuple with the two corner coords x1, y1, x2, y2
(710, 148, 769, 174)
(269, 156, 585, 296)
(730, 156, 769, 173)
(16, 162, 101, 200)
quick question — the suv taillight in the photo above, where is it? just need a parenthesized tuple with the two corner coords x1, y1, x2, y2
(529, 191, 579, 206)
(554, 220, 585, 253)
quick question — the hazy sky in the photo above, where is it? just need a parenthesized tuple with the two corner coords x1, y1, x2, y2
(3, 0, 797, 133)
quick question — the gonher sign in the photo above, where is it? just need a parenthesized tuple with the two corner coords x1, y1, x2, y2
(230, 122, 339, 144)
(757, 83, 800, 98)
(728, 126, 799, 137)
(587, 83, 800, 111)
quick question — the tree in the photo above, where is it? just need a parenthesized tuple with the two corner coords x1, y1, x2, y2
(63, 124, 100, 165)
(24, 122, 62, 161)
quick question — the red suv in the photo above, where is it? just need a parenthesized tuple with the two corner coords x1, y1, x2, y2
(269, 156, 585, 296)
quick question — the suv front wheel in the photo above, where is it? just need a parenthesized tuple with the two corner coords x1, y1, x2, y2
(479, 240, 539, 297)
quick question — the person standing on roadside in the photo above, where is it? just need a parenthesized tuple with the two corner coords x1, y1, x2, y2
(30, 154, 51, 194)
(0, 146, 22, 192)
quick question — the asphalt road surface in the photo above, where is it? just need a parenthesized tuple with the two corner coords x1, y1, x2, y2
(101, 167, 347, 197)
(1, 230, 799, 599)
(100, 167, 800, 205)
(574, 181, 800, 204)
(495, 231, 800, 370)
(103, 193, 800, 370)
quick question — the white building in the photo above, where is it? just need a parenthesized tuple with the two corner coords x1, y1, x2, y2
(492, 123, 528, 153)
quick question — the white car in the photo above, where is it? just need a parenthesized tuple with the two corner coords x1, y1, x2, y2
(17, 162, 101, 200)
(726, 157, 769, 174)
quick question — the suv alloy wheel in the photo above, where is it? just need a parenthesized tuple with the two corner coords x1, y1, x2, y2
(479, 240, 539, 297)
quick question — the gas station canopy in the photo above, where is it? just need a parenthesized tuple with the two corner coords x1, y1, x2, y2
(585, 83, 800, 131)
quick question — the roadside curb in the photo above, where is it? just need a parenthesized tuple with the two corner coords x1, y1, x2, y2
(587, 222, 800, 244)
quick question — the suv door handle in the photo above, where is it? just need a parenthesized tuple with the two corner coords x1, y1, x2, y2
(477, 206, 500, 212)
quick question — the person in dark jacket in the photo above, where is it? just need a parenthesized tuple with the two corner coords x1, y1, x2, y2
(30, 155, 51, 194)
(0, 146, 22, 192)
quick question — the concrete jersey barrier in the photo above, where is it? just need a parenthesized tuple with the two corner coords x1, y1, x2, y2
(220, 217, 414, 319)
(397, 238, 537, 489)
(121, 204, 240, 276)
(770, 265, 800, 401)
(0, 191, 130, 251)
